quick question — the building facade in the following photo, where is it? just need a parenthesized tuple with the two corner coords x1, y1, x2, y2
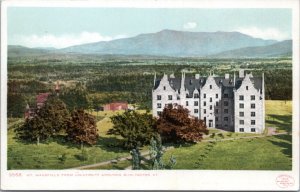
(103, 102, 128, 111)
(152, 70, 265, 133)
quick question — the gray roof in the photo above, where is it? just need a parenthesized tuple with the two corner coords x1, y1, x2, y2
(154, 75, 263, 97)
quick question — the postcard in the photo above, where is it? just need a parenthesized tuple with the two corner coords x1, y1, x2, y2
(0, 0, 299, 190)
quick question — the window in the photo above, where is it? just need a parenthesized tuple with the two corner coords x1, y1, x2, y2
(194, 101, 198, 106)
(251, 95, 255, 100)
(168, 95, 172, 100)
(203, 101, 206, 106)
(215, 117, 219, 121)
(210, 105, 212, 110)
(224, 93, 228, 98)
(224, 117, 228, 121)
(157, 95, 161, 100)
(224, 109, 228, 114)
(186, 101, 189, 106)
(216, 94, 218, 98)
(177, 96, 180, 100)
(224, 101, 229, 106)
(157, 103, 161, 108)
(157, 111, 162, 116)
(239, 103, 244, 108)
(246, 86, 248, 90)
(194, 93, 199, 98)
(251, 103, 255, 109)
(204, 109, 206, 114)
(251, 120, 255, 125)
(204, 117, 206, 122)
(203, 94, 206, 98)
(215, 109, 219, 114)
(251, 112, 255, 117)
(251, 128, 256, 132)
(216, 101, 219, 106)
(210, 85, 212, 89)
(210, 97, 212, 102)
(186, 94, 189, 98)
(239, 112, 244, 117)
(163, 86, 166, 90)
(240, 120, 244, 125)
(239, 128, 244, 132)
(239, 95, 244, 100)
(194, 109, 199, 113)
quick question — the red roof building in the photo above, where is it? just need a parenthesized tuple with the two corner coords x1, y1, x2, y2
(103, 102, 128, 111)
(36, 93, 50, 109)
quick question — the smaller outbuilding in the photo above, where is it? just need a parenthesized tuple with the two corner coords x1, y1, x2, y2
(103, 102, 128, 111)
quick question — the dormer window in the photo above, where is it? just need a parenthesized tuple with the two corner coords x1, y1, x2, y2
(163, 86, 166, 90)
(210, 85, 212, 89)
(246, 86, 248, 90)
(194, 93, 199, 98)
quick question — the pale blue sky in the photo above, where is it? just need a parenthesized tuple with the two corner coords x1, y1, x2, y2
(8, 8, 292, 48)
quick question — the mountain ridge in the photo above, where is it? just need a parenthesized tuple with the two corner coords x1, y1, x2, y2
(8, 30, 292, 58)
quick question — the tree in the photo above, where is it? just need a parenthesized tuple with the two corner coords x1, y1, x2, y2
(59, 83, 89, 111)
(156, 104, 208, 143)
(66, 109, 98, 149)
(15, 96, 70, 145)
(130, 148, 141, 170)
(108, 111, 158, 149)
(149, 136, 164, 169)
(7, 93, 27, 118)
(40, 96, 70, 134)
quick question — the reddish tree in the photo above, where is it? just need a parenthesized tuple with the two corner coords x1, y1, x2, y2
(156, 104, 208, 143)
(66, 109, 98, 149)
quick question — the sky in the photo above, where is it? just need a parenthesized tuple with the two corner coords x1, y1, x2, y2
(8, 8, 292, 48)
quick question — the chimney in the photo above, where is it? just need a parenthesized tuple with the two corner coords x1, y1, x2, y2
(239, 69, 245, 78)
(195, 74, 200, 79)
(225, 74, 229, 79)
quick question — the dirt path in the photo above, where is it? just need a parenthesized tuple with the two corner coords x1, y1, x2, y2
(68, 132, 288, 170)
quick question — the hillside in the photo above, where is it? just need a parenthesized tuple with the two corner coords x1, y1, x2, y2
(210, 40, 292, 58)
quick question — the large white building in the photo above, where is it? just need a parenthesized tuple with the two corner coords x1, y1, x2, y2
(152, 70, 265, 133)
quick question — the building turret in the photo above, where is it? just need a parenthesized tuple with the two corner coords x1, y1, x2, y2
(153, 72, 157, 87)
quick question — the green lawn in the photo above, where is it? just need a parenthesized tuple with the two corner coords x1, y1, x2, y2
(7, 109, 147, 170)
(162, 135, 292, 170)
(7, 100, 292, 170)
(265, 100, 292, 133)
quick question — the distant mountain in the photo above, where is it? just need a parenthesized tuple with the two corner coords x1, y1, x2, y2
(9, 30, 292, 58)
(61, 30, 277, 57)
(8, 45, 52, 57)
(209, 40, 292, 58)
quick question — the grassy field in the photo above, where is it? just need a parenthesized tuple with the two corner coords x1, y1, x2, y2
(162, 135, 292, 170)
(265, 100, 292, 133)
(7, 100, 292, 170)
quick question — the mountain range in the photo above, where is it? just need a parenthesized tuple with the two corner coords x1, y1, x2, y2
(8, 30, 292, 58)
